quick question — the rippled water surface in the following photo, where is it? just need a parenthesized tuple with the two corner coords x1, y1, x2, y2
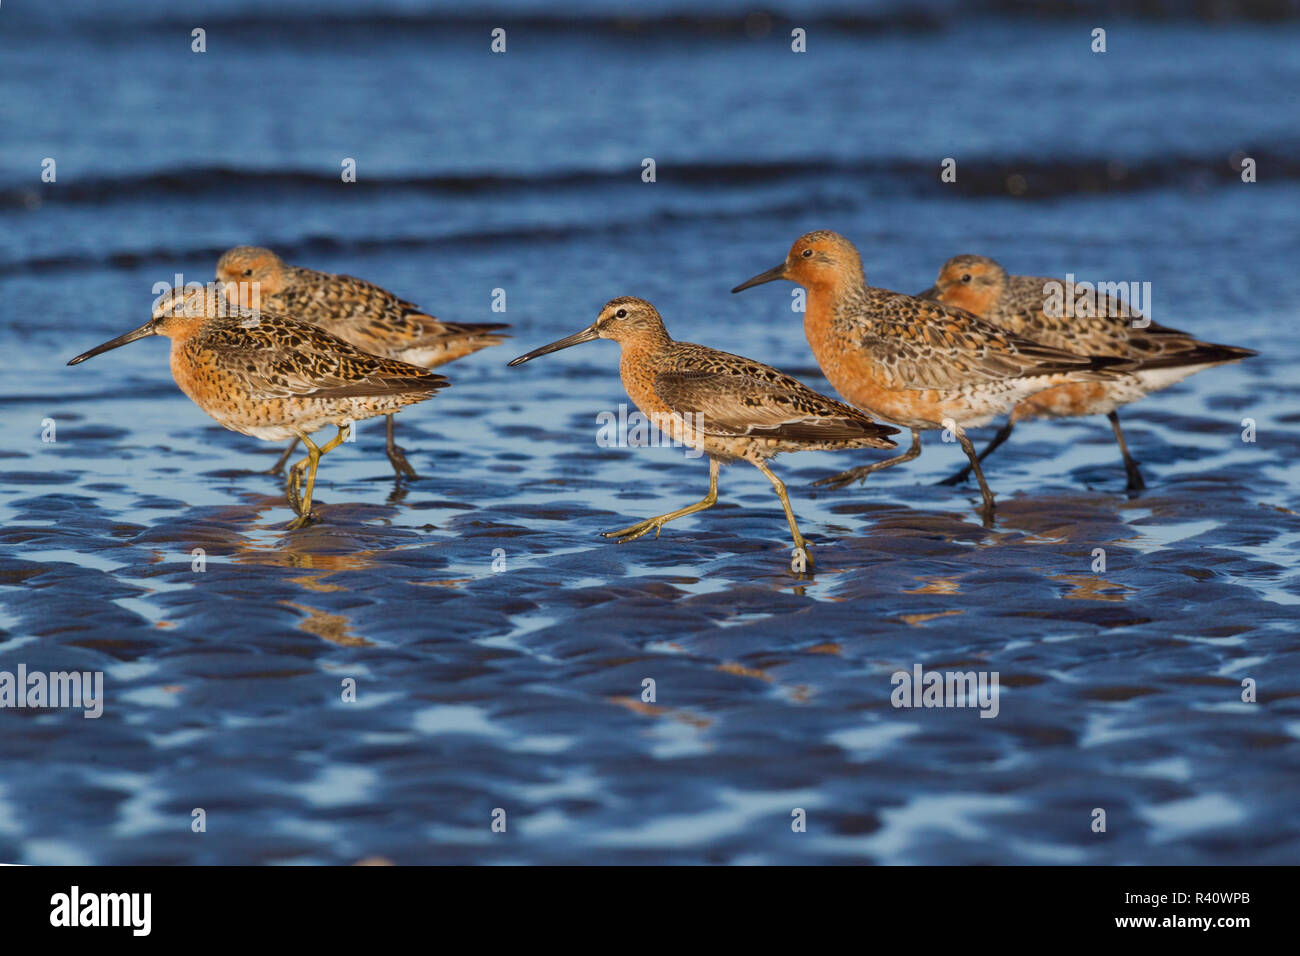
(1, 0, 1298, 864)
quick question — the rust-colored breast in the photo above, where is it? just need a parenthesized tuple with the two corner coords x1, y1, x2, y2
(169, 337, 267, 432)
(803, 291, 945, 427)
(619, 344, 672, 418)
(169, 338, 217, 407)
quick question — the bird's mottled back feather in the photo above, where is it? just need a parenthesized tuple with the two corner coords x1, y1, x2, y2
(994, 275, 1256, 368)
(273, 267, 508, 363)
(652, 346, 898, 447)
(188, 312, 448, 401)
(845, 288, 1128, 390)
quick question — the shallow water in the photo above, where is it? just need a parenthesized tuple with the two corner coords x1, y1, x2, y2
(1, 1, 1298, 864)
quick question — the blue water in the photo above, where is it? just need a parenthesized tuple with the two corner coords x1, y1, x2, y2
(0, 0, 1298, 864)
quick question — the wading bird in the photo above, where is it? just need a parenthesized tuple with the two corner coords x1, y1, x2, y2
(217, 246, 505, 478)
(508, 296, 898, 565)
(732, 231, 1128, 522)
(918, 254, 1257, 490)
(68, 286, 445, 528)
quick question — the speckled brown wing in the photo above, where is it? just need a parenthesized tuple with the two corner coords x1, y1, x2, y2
(855, 289, 1127, 390)
(994, 275, 1136, 355)
(997, 276, 1255, 369)
(188, 314, 448, 400)
(403, 318, 510, 346)
(279, 268, 507, 355)
(1121, 323, 1256, 368)
(653, 352, 898, 446)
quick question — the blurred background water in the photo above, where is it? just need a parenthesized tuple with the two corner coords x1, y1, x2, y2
(0, 0, 1298, 864)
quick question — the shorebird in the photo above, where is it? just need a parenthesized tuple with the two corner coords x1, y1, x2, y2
(732, 230, 1128, 522)
(507, 296, 898, 564)
(919, 254, 1257, 490)
(216, 246, 506, 479)
(68, 285, 446, 529)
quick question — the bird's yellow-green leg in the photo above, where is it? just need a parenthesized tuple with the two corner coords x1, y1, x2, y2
(753, 459, 814, 567)
(285, 433, 320, 528)
(603, 456, 720, 543)
(285, 437, 314, 516)
(267, 439, 300, 477)
(287, 425, 350, 530)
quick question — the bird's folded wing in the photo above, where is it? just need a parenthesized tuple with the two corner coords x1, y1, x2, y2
(402, 318, 511, 349)
(1000, 276, 1141, 355)
(1119, 322, 1256, 368)
(316, 273, 509, 346)
(653, 368, 897, 443)
(198, 320, 447, 400)
(1003, 279, 1253, 369)
(859, 294, 1113, 390)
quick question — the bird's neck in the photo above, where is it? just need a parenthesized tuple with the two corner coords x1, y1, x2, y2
(157, 314, 210, 343)
(803, 272, 865, 357)
(616, 326, 672, 359)
(616, 330, 672, 406)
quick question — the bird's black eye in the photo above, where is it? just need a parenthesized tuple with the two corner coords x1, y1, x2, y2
(801, 248, 813, 258)
(961, 273, 971, 283)
(242, 269, 253, 277)
(615, 308, 627, 319)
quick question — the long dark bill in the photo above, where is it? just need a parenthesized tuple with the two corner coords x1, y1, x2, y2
(730, 263, 787, 294)
(507, 326, 599, 366)
(67, 321, 157, 366)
